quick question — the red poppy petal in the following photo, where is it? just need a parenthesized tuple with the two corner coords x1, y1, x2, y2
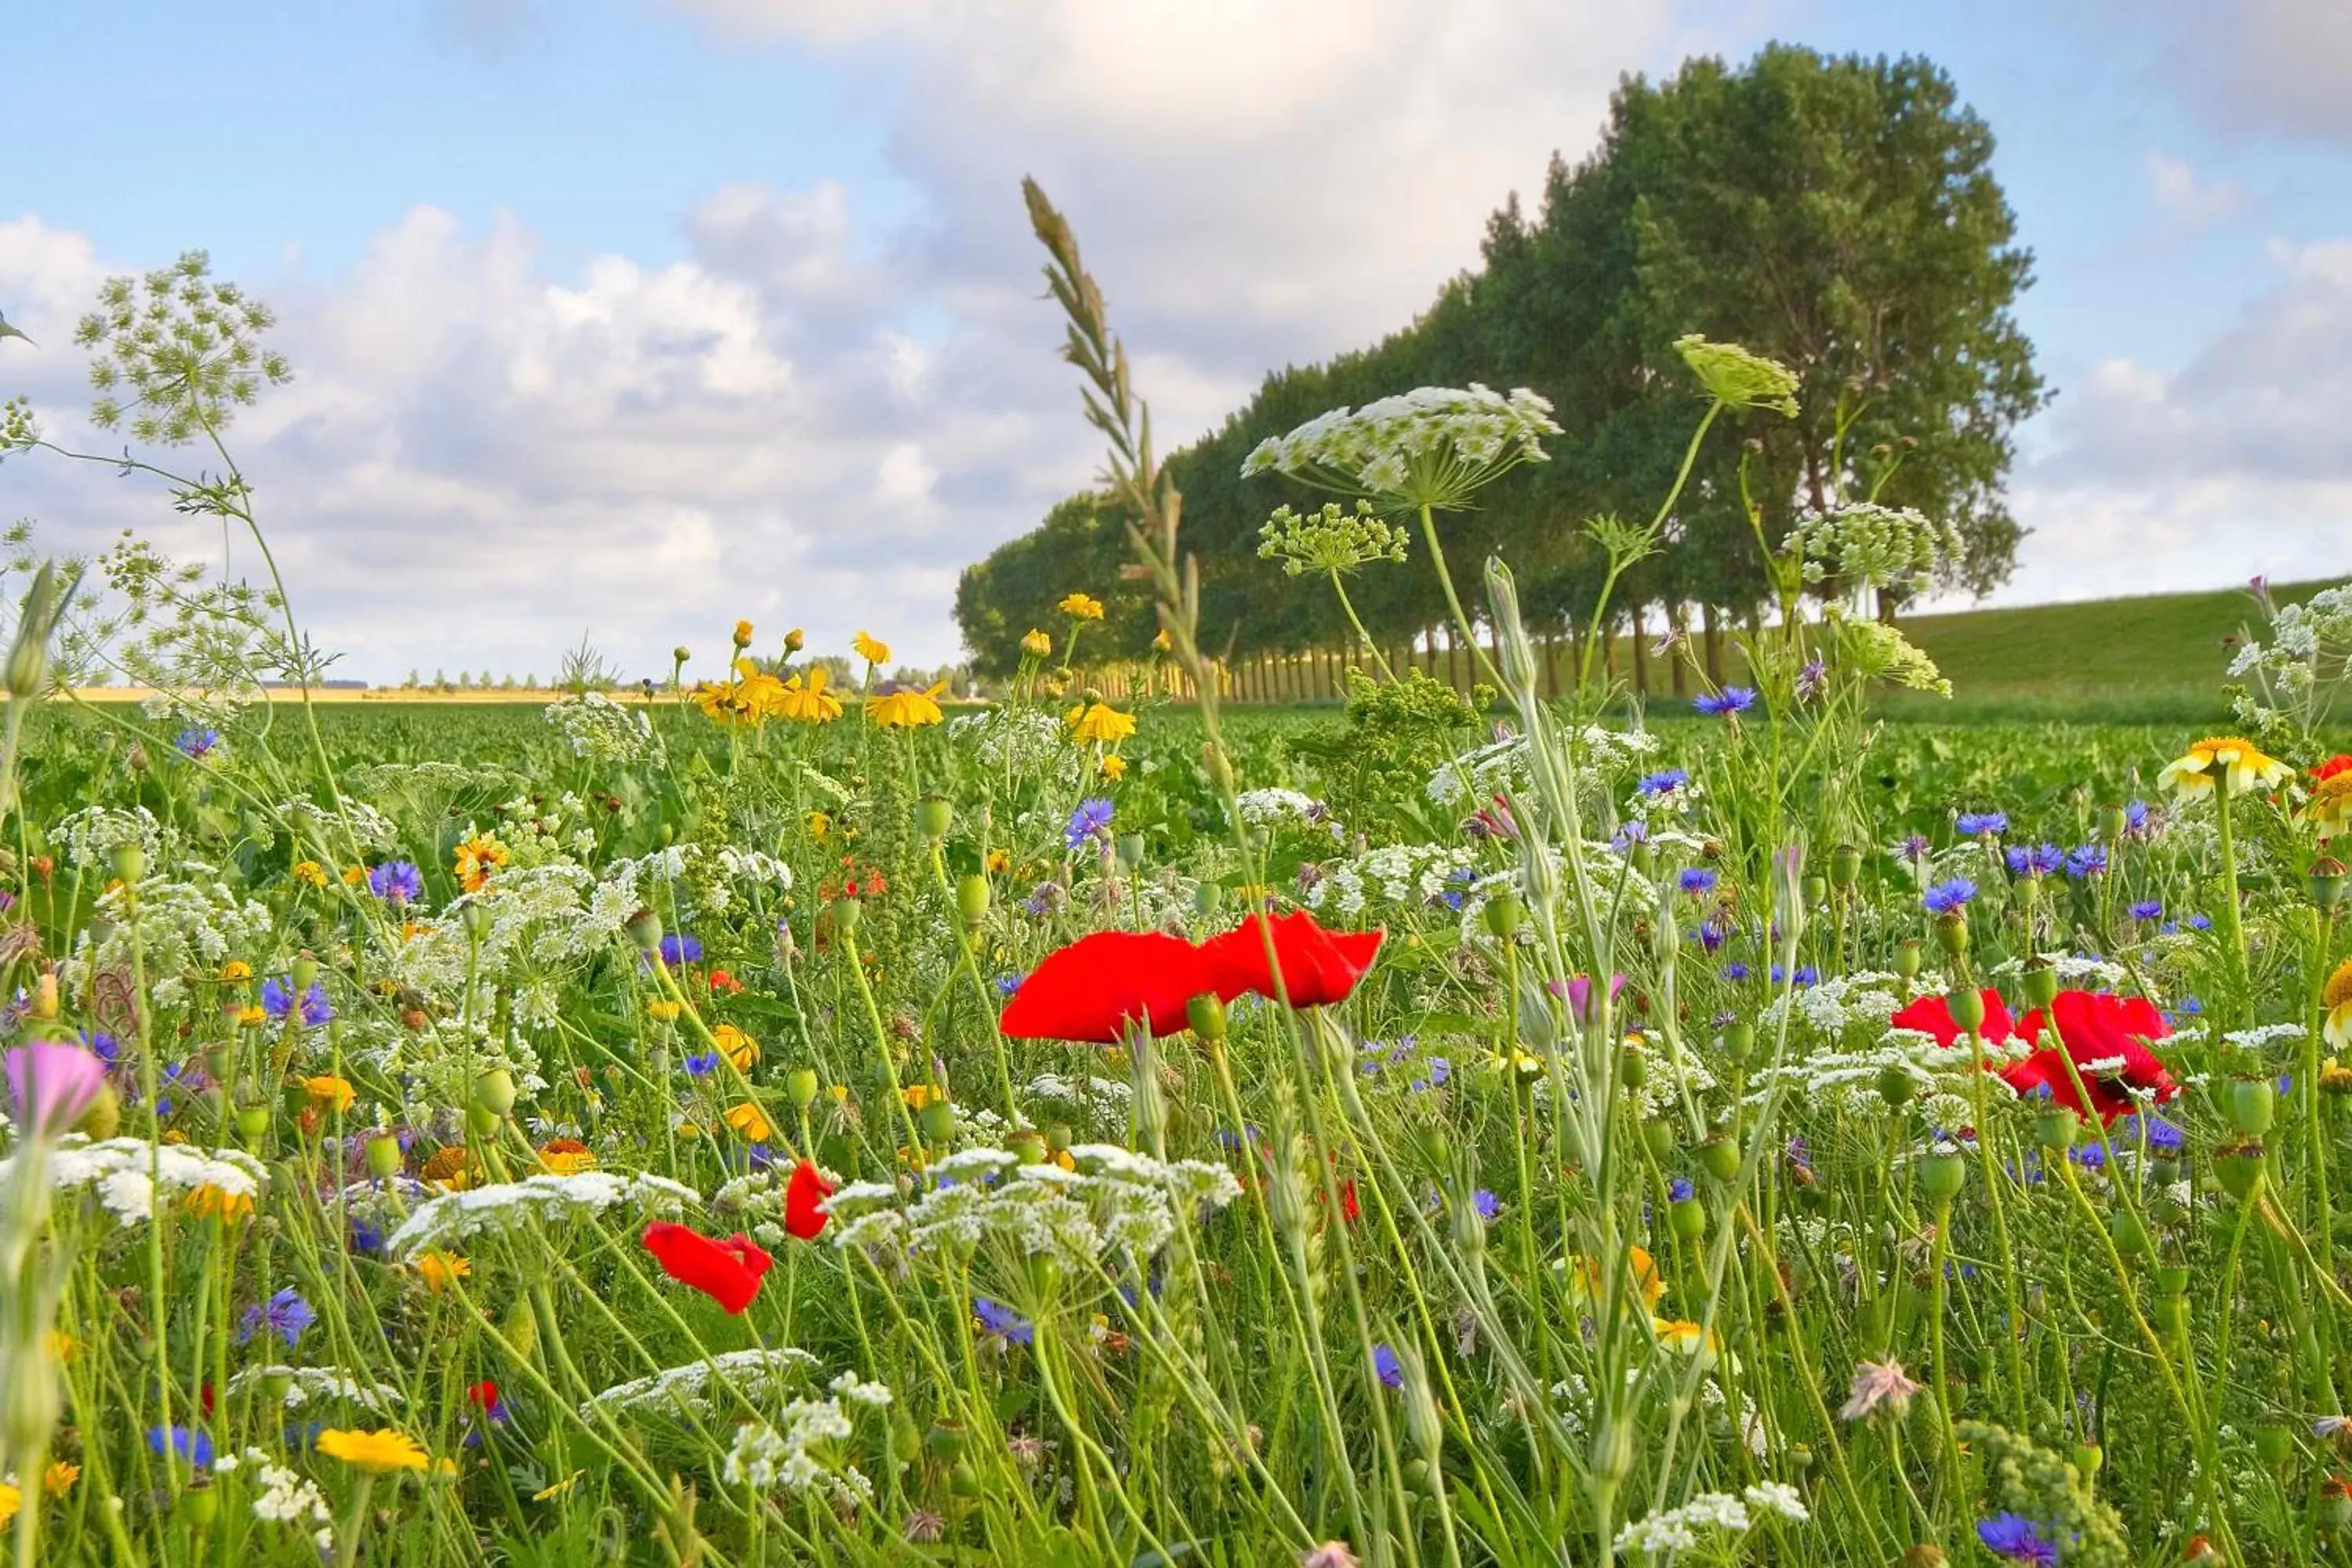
(1208, 911, 1383, 1008)
(999, 930, 1217, 1042)
(1890, 994, 1962, 1047)
(783, 1160, 834, 1241)
(643, 1221, 763, 1314)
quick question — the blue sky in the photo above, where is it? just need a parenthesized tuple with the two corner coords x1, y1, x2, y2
(3, 0, 2347, 681)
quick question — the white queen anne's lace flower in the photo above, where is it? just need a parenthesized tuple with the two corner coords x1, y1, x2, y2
(386, 1171, 698, 1257)
(1242, 385, 1561, 510)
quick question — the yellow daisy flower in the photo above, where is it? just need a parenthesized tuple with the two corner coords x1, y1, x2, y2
(1021, 629, 1052, 658)
(453, 833, 510, 893)
(43, 1461, 78, 1497)
(648, 997, 683, 1023)
(415, 1250, 471, 1294)
(220, 960, 253, 982)
(291, 859, 328, 887)
(776, 665, 844, 723)
(535, 1138, 597, 1175)
(806, 811, 831, 840)
(1066, 702, 1137, 746)
(868, 680, 946, 730)
(2310, 763, 2352, 830)
(1100, 755, 1127, 782)
(713, 1022, 760, 1071)
(183, 1184, 254, 1223)
(1572, 1245, 1666, 1312)
(316, 1428, 430, 1475)
(0, 1483, 16, 1530)
(303, 1075, 358, 1113)
(852, 630, 892, 666)
(2325, 958, 2352, 1052)
(723, 1101, 773, 1142)
(985, 848, 1011, 874)
(1058, 592, 1105, 621)
(2157, 735, 2292, 800)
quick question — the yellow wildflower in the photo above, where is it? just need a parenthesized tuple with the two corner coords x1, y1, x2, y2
(533, 1470, 585, 1501)
(453, 833, 510, 893)
(184, 1184, 254, 1223)
(342, 865, 370, 886)
(1650, 1317, 1717, 1353)
(1101, 755, 1127, 782)
(536, 1138, 597, 1175)
(1067, 702, 1137, 746)
(723, 1101, 774, 1142)
(853, 630, 892, 666)
(1573, 1246, 1666, 1312)
(234, 1004, 267, 1028)
(291, 859, 328, 887)
(869, 680, 946, 730)
(2311, 764, 2352, 830)
(316, 1428, 430, 1475)
(415, 1250, 471, 1294)
(806, 811, 831, 840)
(827, 1083, 850, 1105)
(2157, 735, 2292, 800)
(46, 1331, 77, 1362)
(648, 997, 683, 1023)
(1153, 628, 1172, 652)
(304, 1075, 358, 1113)
(1021, 629, 1052, 658)
(985, 848, 1011, 874)
(0, 1484, 16, 1530)
(775, 664, 844, 723)
(732, 619, 754, 649)
(43, 1461, 78, 1497)
(2326, 958, 2352, 1051)
(713, 1022, 760, 1070)
(903, 1083, 940, 1111)
(221, 960, 253, 982)
(1059, 592, 1105, 621)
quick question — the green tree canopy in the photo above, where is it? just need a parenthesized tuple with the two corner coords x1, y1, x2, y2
(956, 44, 2045, 670)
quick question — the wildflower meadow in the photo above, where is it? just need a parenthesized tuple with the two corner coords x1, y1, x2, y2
(1, 182, 2351, 1568)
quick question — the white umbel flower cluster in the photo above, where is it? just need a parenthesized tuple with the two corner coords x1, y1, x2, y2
(1613, 1481, 1809, 1556)
(821, 1144, 1240, 1265)
(386, 1171, 698, 1257)
(1242, 385, 1561, 510)
(8, 1138, 268, 1225)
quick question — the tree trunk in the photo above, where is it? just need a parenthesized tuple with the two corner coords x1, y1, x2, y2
(1702, 603, 1724, 684)
(1668, 604, 1690, 699)
(1630, 603, 1650, 695)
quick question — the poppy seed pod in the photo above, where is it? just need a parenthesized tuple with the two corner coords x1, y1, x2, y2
(626, 907, 663, 953)
(1116, 833, 1145, 869)
(833, 895, 862, 936)
(365, 1131, 404, 1179)
(1828, 844, 1861, 887)
(915, 796, 953, 840)
(2310, 855, 2348, 912)
(2034, 1106, 2078, 1150)
(1481, 890, 1523, 938)
(1668, 1196, 1706, 1240)
(2226, 1076, 2275, 1138)
(111, 844, 147, 885)
(2020, 958, 2058, 1011)
(1186, 993, 1228, 1044)
(2214, 1140, 2266, 1200)
(1720, 1019, 1755, 1064)
(1895, 938, 1923, 979)
(786, 1067, 818, 1109)
(1917, 1149, 1965, 1202)
(472, 1069, 517, 1117)
(176, 1482, 220, 1526)
(1933, 909, 1969, 957)
(956, 873, 990, 927)
(1697, 1136, 1742, 1183)
(1944, 986, 1986, 1033)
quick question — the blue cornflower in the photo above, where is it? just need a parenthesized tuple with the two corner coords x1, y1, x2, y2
(1667, 1177, 1694, 1203)
(2186, 913, 2212, 931)
(1635, 768, 1690, 797)
(682, 1051, 720, 1077)
(658, 934, 703, 967)
(1065, 797, 1114, 850)
(1976, 1512, 2060, 1564)
(1609, 820, 1650, 855)
(1372, 1344, 1404, 1390)
(81, 1029, 120, 1064)
(1721, 961, 1751, 982)
(1896, 832, 1933, 865)
(1678, 866, 1718, 898)
(1440, 865, 1476, 911)
(1693, 687, 1757, 717)
(1922, 877, 1976, 915)
(149, 1425, 214, 1469)
(1410, 1057, 1452, 1092)
(2070, 1141, 2106, 1171)
(261, 977, 335, 1027)
(1769, 964, 1818, 987)
(1471, 1189, 1500, 1221)
(2129, 899, 2163, 922)
(2140, 1115, 2187, 1155)
(1695, 916, 1729, 953)
(367, 860, 424, 905)
(175, 726, 222, 760)
(2004, 842, 2064, 878)
(2124, 799, 2151, 835)
(1795, 655, 1828, 702)
(2063, 844, 2107, 880)
(1956, 811, 2009, 837)
(974, 1297, 1034, 1347)
(239, 1286, 317, 1348)
(995, 973, 1025, 997)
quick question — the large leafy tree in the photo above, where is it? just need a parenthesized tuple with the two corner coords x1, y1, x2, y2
(956, 44, 2045, 670)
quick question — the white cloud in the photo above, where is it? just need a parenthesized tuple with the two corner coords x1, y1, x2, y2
(2145, 152, 2246, 229)
(1997, 235, 2352, 604)
(5, 0, 1708, 679)
(2147, 0, 2352, 142)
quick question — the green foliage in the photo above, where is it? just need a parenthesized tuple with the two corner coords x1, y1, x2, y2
(1285, 667, 1492, 829)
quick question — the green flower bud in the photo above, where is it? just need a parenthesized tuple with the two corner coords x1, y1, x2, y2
(2310, 855, 2348, 913)
(1917, 1150, 1966, 1203)
(956, 873, 991, 927)
(1186, 993, 1228, 1043)
(1641, 1117, 1674, 1160)
(472, 1069, 517, 1117)
(2227, 1076, 2275, 1139)
(1668, 1196, 1707, 1240)
(177, 1480, 220, 1526)
(1115, 832, 1145, 869)
(2020, 958, 2058, 1011)
(915, 795, 953, 840)
(1875, 1063, 1917, 1110)
(1480, 890, 1523, 938)
(2034, 1107, 2079, 1150)
(1828, 844, 1862, 888)
(290, 950, 320, 989)
(2108, 1208, 2151, 1258)
(1894, 938, 1923, 979)
(1697, 1136, 1743, 1183)
(1945, 987, 1986, 1033)
(918, 1098, 956, 1144)
(1933, 909, 1969, 957)
(365, 1131, 405, 1179)
(460, 900, 492, 939)
(111, 843, 146, 885)
(2255, 1423, 2295, 1465)
(1720, 1020, 1755, 1064)
(786, 1067, 819, 1109)
(833, 895, 862, 936)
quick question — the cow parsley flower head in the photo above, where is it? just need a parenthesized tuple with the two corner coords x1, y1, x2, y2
(1257, 501, 1410, 576)
(1241, 384, 1560, 512)
(1673, 334, 1799, 416)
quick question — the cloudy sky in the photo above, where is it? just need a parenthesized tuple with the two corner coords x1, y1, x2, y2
(2, 0, 2347, 682)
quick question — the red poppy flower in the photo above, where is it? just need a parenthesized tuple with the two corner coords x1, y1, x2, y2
(999, 930, 1232, 1042)
(2317, 755, 2352, 782)
(2004, 989, 2176, 1125)
(784, 1159, 835, 1241)
(708, 968, 743, 995)
(642, 1222, 773, 1314)
(1203, 911, 1384, 1009)
(466, 1379, 501, 1412)
(1888, 987, 2033, 1051)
